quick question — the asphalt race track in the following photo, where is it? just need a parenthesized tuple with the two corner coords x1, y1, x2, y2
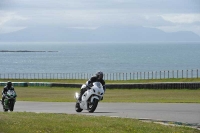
(1, 102, 200, 128)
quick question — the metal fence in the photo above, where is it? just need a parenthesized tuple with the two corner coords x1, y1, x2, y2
(0, 69, 199, 80)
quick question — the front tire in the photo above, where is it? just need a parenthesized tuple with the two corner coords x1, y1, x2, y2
(75, 102, 83, 112)
(88, 99, 99, 113)
(10, 100, 14, 111)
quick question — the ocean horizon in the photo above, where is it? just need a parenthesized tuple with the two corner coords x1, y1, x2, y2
(1, 42, 200, 75)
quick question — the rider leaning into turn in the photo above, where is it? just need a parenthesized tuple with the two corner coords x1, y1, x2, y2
(78, 71, 106, 102)
(1, 81, 15, 105)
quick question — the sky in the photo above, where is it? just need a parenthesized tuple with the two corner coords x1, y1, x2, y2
(0, 0, 200, 36)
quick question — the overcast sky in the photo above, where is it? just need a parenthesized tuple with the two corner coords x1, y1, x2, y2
(0, 0, 200, 36)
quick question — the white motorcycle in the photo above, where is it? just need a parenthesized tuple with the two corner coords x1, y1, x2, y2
(74, 82, 105, 113)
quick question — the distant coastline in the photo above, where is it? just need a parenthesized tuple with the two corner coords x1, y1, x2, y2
(0, 50, 58, 52)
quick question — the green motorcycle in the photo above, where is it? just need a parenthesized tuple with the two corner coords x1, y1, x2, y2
(2, 90, 17, 112)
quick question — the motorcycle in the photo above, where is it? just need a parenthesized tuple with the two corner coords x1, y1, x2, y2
(1, 90, 17, 112)
(74, 82, 105, 113)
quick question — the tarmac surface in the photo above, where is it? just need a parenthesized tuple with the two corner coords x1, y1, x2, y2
(1, 101, 200, 129)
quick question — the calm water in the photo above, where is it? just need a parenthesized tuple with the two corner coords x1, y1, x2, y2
(0, 42, 200, 74)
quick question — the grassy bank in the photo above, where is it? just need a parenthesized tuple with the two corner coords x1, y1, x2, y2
(16, 87, 200, 103)
(1, 78, 200, 84)
(0, 112, 198, 133)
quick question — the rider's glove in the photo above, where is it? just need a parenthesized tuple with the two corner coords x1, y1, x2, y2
(88, 83, 93, 87)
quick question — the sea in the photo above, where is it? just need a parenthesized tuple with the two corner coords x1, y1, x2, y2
(0, 42, 200, 75)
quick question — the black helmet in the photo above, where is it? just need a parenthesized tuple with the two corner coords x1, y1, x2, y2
(7, 81, 12, 88)
(96, 71, 103, 79)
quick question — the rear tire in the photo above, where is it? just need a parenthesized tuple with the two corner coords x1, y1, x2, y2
(88, 99, 99, 113)
(75, 102, 83, 112)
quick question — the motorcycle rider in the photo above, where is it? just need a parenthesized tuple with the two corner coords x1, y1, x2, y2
(78, 71, 106, 102)
(1, 81, 15, 106)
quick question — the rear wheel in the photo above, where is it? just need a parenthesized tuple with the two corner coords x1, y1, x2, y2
(88, 99, 99, 113)
(75, 102, 83, 112)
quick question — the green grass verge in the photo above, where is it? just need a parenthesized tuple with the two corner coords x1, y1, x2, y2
(0, 112, 198, 133)
(1, 78, 200, 83)
(16, 87, 200, 103)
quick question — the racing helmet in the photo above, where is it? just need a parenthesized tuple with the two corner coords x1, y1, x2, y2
(96, 71, 103, 79)
(7, 81, 12, 88)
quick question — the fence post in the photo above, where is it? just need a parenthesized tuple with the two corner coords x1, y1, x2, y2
(164, 71, 165, 79)
(177, 70, 178, 78)
(160, 71, 161, 79)
(187, 70, 188, 78)
(182, 70, 183, 79)
(139, 72, 141, 80)
(192, 69, 193, 78)
(154, 71, 156, 79)
(168, 71, 169, 79)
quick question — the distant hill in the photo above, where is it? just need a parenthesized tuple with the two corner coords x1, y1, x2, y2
(0, 26, 200, 42)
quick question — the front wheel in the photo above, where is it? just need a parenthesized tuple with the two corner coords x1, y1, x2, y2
(9, 100, 15, 111)
(88, 99, 99, 113)
(75, 102, 83, 112)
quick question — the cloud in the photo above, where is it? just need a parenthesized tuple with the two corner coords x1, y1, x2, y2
(161, 14, 200, 24)
(155, 14, 200, 36)
(0, 0, 200, 35)
(1, 0, 200, 13)
(0, 11, 28, 34)
(156, 24, 200, 36)
(10, 9, 176, 28)
(0, 11, 28, 26)
(0, 26, 26, 34)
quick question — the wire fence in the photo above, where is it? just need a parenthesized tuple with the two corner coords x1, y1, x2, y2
(0, 69, 199, 80)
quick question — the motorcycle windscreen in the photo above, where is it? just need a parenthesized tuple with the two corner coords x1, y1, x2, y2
(93, 82, 103, 88)
(7, 90, 16, 97)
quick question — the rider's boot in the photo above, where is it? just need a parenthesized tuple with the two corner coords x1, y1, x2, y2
(1, 97, 4, 106)
(78, 89, 84, 102)
(101, 97, 103, 101)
